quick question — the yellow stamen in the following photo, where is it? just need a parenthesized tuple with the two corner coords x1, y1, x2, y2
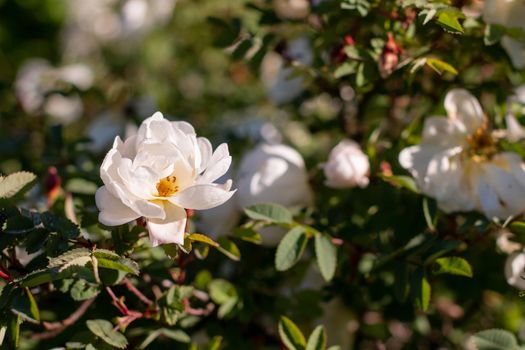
(156, 175, 179, 197)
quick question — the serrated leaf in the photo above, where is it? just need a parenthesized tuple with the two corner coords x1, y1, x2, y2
(275, 227, 308, 272)
(41, 212, 80, 239)
(0, 171, 36, 199)
(306, 325, 326, 350)
(216, 237, 241, 261)
(11, 288, 40, 324)
(434, 257, 473, 277)
(244, 203, 293, 224)
(278, 316, 306, 350)
(315, 234, 337, 282)
(436, 9, 464, 34)
(188, 233, 219, 247)
(472, 329, 519, 350)
(86, 319, 128, 349)
(96, 256, 139, 275)
(17, 269, 56, 288)
(3, 215, 34, 234)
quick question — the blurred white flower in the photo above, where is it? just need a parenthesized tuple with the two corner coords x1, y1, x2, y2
(237, 143, 312, 209)
(63, 0, 176, 58)
(496, 230, 522, 254)
(15, 59, 93, 124)
(273, 0, 310, 19)
(96, 112, 235, 246)
(323, 140, 370, 188)
(198, 142, 312, 245)
(261, 37, 313, 105)
(505, 251, 525, 289)
(483, 0, 525, 68)
(504, 86, 525, 141)
(237, 143, 312, 245)
(399, 89, 525, 220)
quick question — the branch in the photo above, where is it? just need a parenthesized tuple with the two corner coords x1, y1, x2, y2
(31, 298, 95, 340)
(106, 287, 129, 315)
(122, 278, 153, 306)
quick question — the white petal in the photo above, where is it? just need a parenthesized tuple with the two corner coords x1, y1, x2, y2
(420, 116, 465, 146)
(444, 89, 484, 133)
(506, 114, 525, 141)
(169, 182, 236, 210)
(197, 137, 213, 172)
(147, 203, 187, 246)
(505, 252, 525, 290)
(198, 143, 232, 184)
(96, 186, 140, 226)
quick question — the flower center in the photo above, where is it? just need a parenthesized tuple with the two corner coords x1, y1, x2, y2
(465, 126, 497, 161)
(156, 175, 179, 197)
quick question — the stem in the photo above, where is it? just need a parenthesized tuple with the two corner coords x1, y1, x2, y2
(106, 287, 129, 315)
(122, 278, 153, 306)
(32, 298, 95, 340)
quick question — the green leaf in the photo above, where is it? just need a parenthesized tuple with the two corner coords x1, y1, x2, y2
(412, 268, 431, 312)
(48, 248, 91, 272)
(434, 257, 473, 278)
(472, 329, 519, 350)
(306, 325, 327, 350)
(216, 237, 241, 261)
(17, 269, 56, 288)
(41, 212, 80, 239)
(394, 263, 409, 303)
(65, 178, 98, 195)
(86, 319, 128, 349)
(138, 329, 191, 349)
(509, 221, 525, 236)
(3, 215, 34, 234)
(314, 234, 337, 282)
(70, 280, 100, 301)
(207, 336, 223, 350)
(188, 233, 219, 247)
(425, 58, 458, 76)
(233, 227, 262, 244)
(435, 8, 464, 34)
(0, 171, 36, 199)
(327, 347, 342, 350)
(380, 175, 419, 193)
(275, 227, 308, 271)
(11, 288, 40, 324)
(209, 279, 237, 304)
(95, 256, 139, 275)
(244, 203, 293, 224)
(278, 316, 306, 350)
(484, 24, 506, 46)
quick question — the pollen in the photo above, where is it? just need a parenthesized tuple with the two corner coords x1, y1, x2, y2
(156, 175, 179, 197)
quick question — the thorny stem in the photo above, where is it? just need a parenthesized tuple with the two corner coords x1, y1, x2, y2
(106, 287, 130, 316)
(123, 278, 153, 306)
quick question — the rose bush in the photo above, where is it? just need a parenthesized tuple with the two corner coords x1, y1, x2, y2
(3, 0, 525, 349)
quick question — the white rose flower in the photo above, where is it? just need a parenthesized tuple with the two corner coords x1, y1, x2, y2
(323, 140, 370, 188)
(237, 143, 312, 246)
(483, 0, 525, 68)
(399, 89, 525, 220)
(505, 252, 525, 289)
(237, 143, 312, 209)
(273, 0, 310, 19)
(95, 112, 235, 246)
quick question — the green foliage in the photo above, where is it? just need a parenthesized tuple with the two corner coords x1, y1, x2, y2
(278, 316, 306, 350)
(0, 172, 36, 200)
(245, 203, 294, 225)
(472, 329, 520, 350)
(86, 319, 128, 349)
(433, 257, 473, 278)
(314, 234, 337, 282)
(275, 227, 309, 271)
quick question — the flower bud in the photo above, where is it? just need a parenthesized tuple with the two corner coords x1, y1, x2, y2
(323, 140, 370, 189)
